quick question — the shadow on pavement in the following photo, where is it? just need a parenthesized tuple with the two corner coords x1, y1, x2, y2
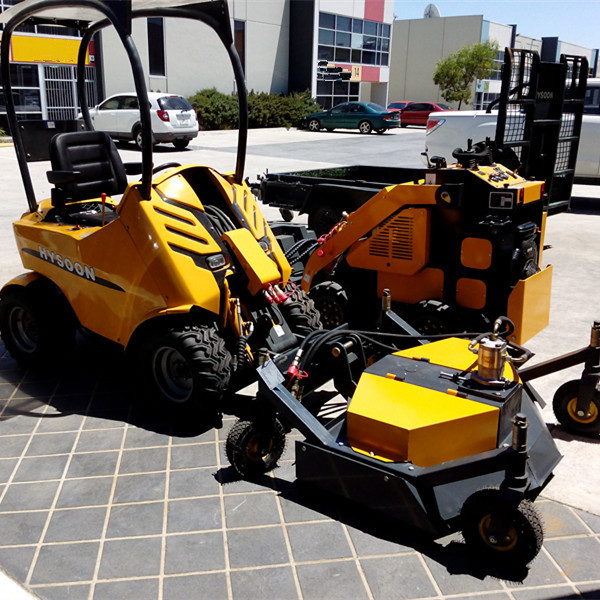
(215, 464, 533, 584)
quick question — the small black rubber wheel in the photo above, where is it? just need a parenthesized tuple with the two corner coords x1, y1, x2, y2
(280, 289, 323, 336)
(226, 418, 286, 479)
(326, 128, 335, 132)
(309, 281, 350, 329)
(133, 126, 143, 150)
(461, 490, 543, 566)
(140, 323, 232, 409)
(409, 299, 465, 336)
(358, 120, 373, 134)
(308, 119, 321, 132)
(400, 122, 408, 128)
(0, 284, 75, 368)
(279, 207, 294, 222)
(552, 379, 600, 435)
(173, 139, 190, 150)
(307, 203, 343, 236)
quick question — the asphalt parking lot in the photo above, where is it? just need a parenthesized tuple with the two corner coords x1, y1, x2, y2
(0, 127, 598, 599)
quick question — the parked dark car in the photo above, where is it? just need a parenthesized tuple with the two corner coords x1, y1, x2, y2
(398, 102, 450, 127)
(303, 102, 400, 134)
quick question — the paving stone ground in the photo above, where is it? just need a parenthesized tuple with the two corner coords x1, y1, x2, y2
(0, 129, 598, 599)
(0, 335, 599, 600)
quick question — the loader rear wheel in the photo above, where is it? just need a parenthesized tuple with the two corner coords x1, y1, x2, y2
(281, 289, 323, 336)
(461, 490, 543, 566)
(142, 323, 232, 410)
(0, 285, 75, 368)
(309, 281, 350, 329)
(226, 418, 285, 479)
(552, 379, 600, 435)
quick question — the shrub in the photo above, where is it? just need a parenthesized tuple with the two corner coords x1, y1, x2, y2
(188, 88, 238, 130)
(187, 88, 319, 130)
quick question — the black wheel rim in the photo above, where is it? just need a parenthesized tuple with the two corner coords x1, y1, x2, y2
(152, 346, 193, 403)
(8, 305, 38, 354)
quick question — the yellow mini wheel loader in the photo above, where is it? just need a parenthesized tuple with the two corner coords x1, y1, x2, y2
(0, 0, 320, 418)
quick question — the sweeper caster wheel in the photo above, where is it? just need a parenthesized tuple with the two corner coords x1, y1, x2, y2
(226, 418, 285, 479)
(552, 379, 600, 436)
(461, 490, 543, 566)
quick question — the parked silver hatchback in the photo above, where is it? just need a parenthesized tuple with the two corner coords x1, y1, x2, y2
(88, 91, 199, 150)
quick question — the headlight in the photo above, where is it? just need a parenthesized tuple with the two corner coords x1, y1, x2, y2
(206, 253, 227, 269)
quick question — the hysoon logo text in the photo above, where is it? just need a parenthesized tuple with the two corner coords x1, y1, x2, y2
(38, 245, 96, 281)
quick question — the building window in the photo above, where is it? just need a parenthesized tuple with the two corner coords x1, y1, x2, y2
(490, 50, 505, 81)
(147, 17, 166, 77)
(234, 20, 246, 74)
(318, 12, 391, 68)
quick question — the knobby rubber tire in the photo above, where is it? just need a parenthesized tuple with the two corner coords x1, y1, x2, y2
(141, 323, 232, 409)
(226, 418, 286, 479)
(309, 281, 350, 329)
(0, 285, 75, 368)
(307, 203, 343, 237)
(461, 489, 543, 566)
(280, 289, 323, 336)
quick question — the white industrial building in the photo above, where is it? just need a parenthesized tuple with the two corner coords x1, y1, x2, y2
(0, 0, 598, 132)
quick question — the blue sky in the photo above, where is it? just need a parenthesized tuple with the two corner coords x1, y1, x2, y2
(393, 1, 599, 49)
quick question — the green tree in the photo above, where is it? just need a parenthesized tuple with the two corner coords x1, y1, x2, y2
(433, 41, 499, 109)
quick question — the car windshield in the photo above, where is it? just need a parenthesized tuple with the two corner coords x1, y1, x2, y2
(158, 96, 193, 111)
(367, 102, 386, 112)
(438, 104, 450, 110)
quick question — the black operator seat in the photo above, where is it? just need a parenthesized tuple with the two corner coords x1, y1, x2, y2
(46, 130, 129, 225)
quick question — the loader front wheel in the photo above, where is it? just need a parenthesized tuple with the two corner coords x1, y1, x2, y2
(281, 289, 323, 336)
(309, 281, 350, 329)
(142, 324, 232, 410)
(552, 379, 600, 435)
(461, 490, 543, 566)
(226, 418, 285, 479)
(0, 285, 75, 368)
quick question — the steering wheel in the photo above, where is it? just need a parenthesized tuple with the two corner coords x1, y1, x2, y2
(152, 162, 181, 174)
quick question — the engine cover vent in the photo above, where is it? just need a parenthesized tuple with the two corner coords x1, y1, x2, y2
(369, 214, 414, 260)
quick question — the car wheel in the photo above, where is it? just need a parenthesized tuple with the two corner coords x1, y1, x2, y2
(308, 119, 321, 132)
(173, 139, 189, 150)
(358, 120, 373, 134)
(133, 126, 143, 150)
(400, 123, 408, 128)
(326, 128, 335, 132)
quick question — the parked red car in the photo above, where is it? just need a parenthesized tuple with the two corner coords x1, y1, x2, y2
(397, 102, 451, 127)
(387, 100, 411, 112)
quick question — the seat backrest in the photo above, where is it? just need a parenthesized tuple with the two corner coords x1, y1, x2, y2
(49, 131, 128, 202)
